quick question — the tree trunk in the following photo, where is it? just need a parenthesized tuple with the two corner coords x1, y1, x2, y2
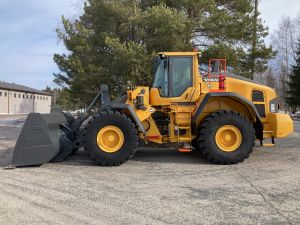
(250, 0, 258, 80)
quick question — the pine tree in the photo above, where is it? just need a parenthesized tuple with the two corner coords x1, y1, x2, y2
(53, 1, 193, 106)
(53, 0, 275, 106)
(286, 41, 300, 112)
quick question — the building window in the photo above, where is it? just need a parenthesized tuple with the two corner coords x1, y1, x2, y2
(23, 94, 25, 98)
(14, 93, 16, 98)
(5, 92, 7, 97)
(19, 94, 21, 98)
(0, 92, 2, 97)
(27, 95, 28, 99)
(46, 97, 48, 101)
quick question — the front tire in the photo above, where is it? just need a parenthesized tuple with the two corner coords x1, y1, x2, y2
(198, 110, 255, 164)
(83, 111, 138, 166)
(191, 138, 201, 152)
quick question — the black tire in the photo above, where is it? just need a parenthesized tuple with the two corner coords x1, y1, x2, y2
(191, 138, 201, 152)
(198, 110, 255, 164)
(83, 111, 138, 166)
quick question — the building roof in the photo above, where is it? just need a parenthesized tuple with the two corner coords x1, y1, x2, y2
(0, 81, 52, 96)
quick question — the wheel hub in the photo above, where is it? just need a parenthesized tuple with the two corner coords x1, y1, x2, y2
(97, 126, 124, 153)
(215, 125, 242, 152)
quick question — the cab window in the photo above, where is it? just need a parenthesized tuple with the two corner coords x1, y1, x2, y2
(153, 58, 168, 97)
(170, 56, 192, 97)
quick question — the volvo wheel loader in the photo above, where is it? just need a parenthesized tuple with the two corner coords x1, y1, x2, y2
(10, 51, 294, 167)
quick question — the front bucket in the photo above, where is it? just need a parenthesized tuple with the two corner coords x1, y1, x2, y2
(11, 113, 74, 167)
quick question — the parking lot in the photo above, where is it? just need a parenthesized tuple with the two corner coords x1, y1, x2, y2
(0, 115, 299, 225)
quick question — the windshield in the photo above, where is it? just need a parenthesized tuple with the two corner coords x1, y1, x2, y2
(153, 58, 168, 96)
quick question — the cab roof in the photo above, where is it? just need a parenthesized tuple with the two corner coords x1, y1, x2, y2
(158, 52, 198, 56)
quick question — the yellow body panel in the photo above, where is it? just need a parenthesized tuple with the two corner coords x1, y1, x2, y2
(158, 52, 198, 57)
(126, 86, 163, 143)
(204, 76, 277, 122)
(126, 86, 154, 122)
(267, 113, 293, 138)
(142, 116, 163, 144)
(193, 96, 257, 126)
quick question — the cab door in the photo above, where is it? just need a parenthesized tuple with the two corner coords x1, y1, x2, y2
(168, 56, 193, 101)
(168, 56, 195, 141)
(150, 55, 196, 105)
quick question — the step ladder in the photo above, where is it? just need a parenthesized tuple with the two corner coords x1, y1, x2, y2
(173, 104, 193, 152)
(260, 130, 275, 147)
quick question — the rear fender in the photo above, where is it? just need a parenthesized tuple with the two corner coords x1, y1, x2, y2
(192, 92, 263, 139)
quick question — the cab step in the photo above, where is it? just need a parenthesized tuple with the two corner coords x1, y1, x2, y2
(177, 126, 191, 130)
(178, 148, 192, 153)
(260, 135, 275, 147)
(178, 137, 192, 142)
(262, 143, 275, 147)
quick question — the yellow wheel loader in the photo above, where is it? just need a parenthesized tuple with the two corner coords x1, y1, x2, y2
(11, 51, 294, 167)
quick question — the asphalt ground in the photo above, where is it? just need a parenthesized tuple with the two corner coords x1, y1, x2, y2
(0, 115, 299, 225)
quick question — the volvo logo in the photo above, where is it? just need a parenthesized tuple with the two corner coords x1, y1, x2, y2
(203, 77, 219, 82)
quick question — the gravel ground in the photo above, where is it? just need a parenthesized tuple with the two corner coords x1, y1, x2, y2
(0, 115, 299, 225)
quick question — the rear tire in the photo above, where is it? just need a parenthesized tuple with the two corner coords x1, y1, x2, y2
(198, 110, 255, 164)
(83, 111, 138, 166)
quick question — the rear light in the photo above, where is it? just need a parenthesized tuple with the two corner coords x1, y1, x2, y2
(270, 103, 276, 113)
(269, 98, 279, 113)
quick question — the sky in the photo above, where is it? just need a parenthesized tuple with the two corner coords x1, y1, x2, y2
(0, 0, 300, 90)
(260, 0, 300, 41)
(0, 0, 83, 89)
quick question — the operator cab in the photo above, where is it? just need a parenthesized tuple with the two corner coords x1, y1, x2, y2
(150, 52, 196, 105)
(152, 54, 193, 97)
(149, 52, 227, 105)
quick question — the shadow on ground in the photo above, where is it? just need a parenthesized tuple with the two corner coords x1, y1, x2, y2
(132, 147, 208, 164)
(51, 147, 209, 167)
(1, 147, 209, 168)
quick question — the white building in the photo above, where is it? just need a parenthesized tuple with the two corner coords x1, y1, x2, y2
(0, 81, 52, 115)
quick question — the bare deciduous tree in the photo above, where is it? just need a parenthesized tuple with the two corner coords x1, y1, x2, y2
(270, 16, 298, 112)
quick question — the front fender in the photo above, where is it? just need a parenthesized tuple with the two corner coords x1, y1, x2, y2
(110, 103, 146, 134)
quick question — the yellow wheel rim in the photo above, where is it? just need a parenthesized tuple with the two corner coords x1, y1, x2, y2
(215, 125, 242, 152)
(96, 126, 124, 153)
